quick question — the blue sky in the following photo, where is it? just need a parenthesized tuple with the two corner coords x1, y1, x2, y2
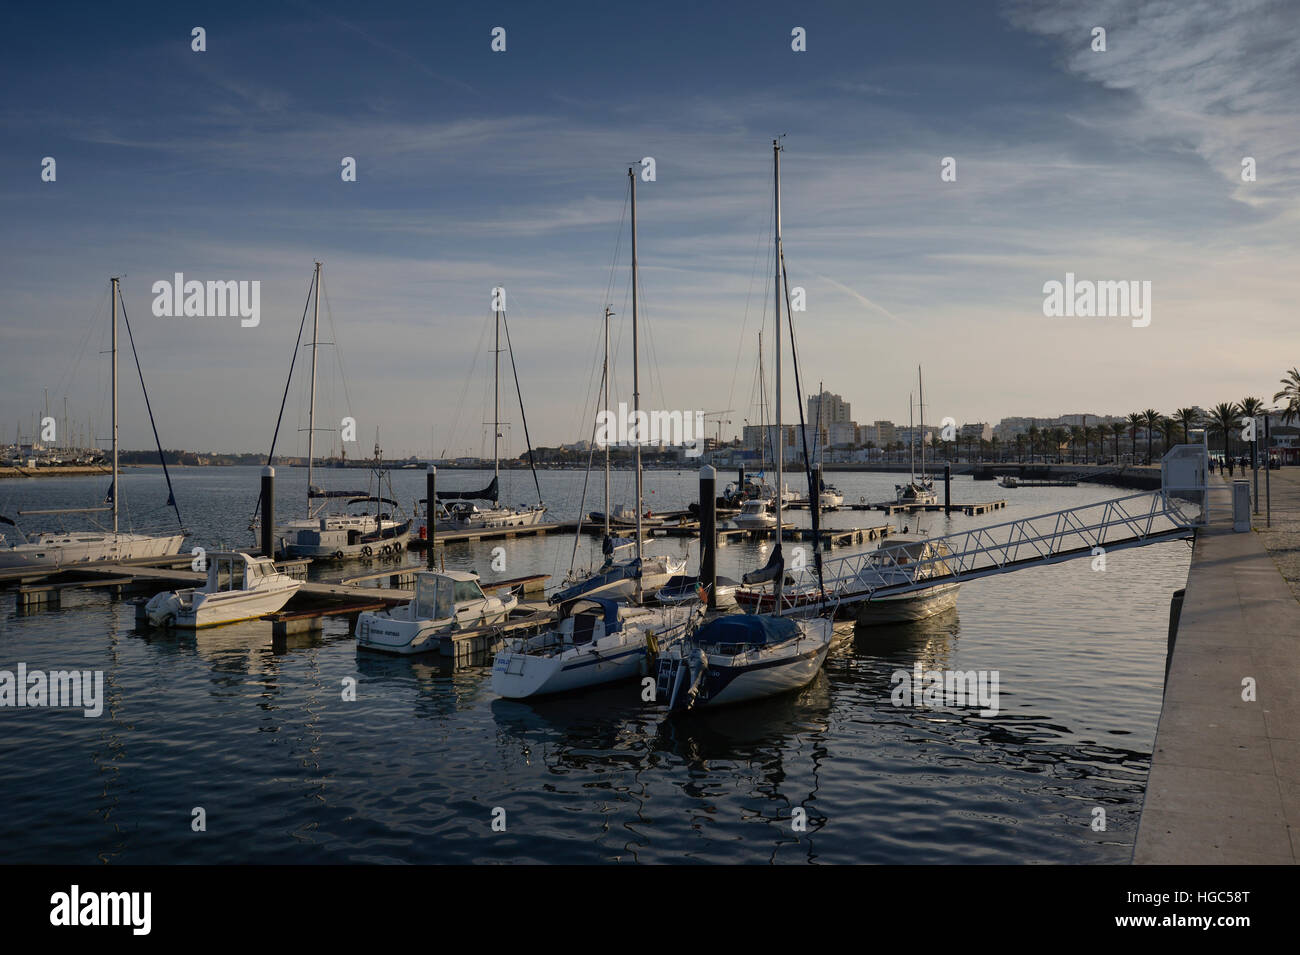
(2, 0, 1297, 457)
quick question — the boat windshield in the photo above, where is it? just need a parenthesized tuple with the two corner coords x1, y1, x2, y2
(453, 580, 485, 603)
(416, 576, 455, 619)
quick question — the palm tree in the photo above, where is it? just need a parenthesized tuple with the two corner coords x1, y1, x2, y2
(1110, 421, 1125, 462)
(1274, 368, 1300, 425)
(1207, 402, 1241, 462)
(1172, 407, 1200, 444)
(1142, 409, 1161, 463)
(1051, 426, 1068, 463)
(1014, 433, 1026, 462)
(1159, 415, 1177, 453)
(1068, 425, 1083, 463)
(1127, 412, 1143, 461)
(1027, 424, 1039, 463)
(1084, 424, 1099, 463)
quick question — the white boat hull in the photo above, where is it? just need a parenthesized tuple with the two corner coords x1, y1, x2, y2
(443, 506, 547, 531)
(854, 581, 961, 625)
(493, 606, 695, 699)
(0, 532, 184, 570)
(661, 617, 833, 711)
(704, 640, 830, 707)
(356, 603, 513, 655)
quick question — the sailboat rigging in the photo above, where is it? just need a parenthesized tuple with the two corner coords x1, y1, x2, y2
(660, 139, 833, 712)
(435, 302, 547, 529)
(1, 278, 185, 568)
(268, 263, 412, 560)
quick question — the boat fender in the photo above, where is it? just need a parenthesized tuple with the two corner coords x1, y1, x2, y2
(667, 656, 688, 710)
(684, 647, 709, 711)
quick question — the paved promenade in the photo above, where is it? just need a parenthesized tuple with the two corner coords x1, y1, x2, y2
(1134, 468, 1300, 863)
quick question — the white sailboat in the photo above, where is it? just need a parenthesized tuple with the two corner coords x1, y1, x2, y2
(549, 171, 683, 606)
(437, 304, 547, 530)
(356, 570, 517, 655)
(274, 264, 411, 560)
(666, 139, 834, 712)
(144, 551, 301, 628)
(0, 278, 184, 569)
(895, 370, 937, 505)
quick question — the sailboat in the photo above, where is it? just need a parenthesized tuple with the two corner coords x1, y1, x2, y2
(437, 302, 547, 530)
(492, 168, 694, 701)
(547, 179, 684, 606)
(273, 263, 411, 560)
(0, 278, 185, 569)
(660, 140, 833, 713)
(895, 368, 937, 505)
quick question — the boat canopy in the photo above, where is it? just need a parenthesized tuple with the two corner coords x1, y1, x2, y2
(695, 613, 801, 647)
(346, 496, 399, 509)
(548, 560, 639, 605)
(436, 476, 499, 502)
(555, 596, 622, 633)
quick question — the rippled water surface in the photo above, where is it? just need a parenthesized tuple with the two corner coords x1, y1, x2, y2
(0, 466, 1189, 863)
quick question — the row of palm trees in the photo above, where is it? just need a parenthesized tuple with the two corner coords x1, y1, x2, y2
(928, 367, 1300, 465)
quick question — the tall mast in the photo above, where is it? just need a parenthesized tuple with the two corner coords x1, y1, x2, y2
(629, 166, 644, 578)
(603, 305, 612, 539)
(494, 303, 501, 503)
(111, 277, 119, 534)
(909, 393, 915, 481)
(918, 364, 926, 481)
(306, 262, 321, 515)
(773, 138, 783, 614)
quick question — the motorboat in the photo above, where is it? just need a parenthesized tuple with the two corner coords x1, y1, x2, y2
(492, 597, 701, 699)
(734, 538, 961, 625)
(144, 551, 301, 628)
(732, 499, 777, 529)
(998, 475, 1019, 488)
(819, 483, 845, 510)
(655, 612, 833, 712)
(356, 570, 517, 655)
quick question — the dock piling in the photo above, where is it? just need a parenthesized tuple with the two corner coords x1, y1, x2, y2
(700, 465, 716, 610)
(944, 464, 952, 515)
(260, 466, 275, 557)
(426, 466, 437, 567)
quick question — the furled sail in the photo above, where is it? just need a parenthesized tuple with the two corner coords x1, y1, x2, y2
(435, 476, 499, 502)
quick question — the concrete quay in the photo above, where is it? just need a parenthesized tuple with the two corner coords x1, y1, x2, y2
(1134, 469, 1300, 863)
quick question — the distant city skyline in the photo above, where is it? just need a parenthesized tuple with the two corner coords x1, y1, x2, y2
(3, 1, 1297, 458)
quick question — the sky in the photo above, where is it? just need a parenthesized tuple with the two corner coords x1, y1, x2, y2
(2, 0, 1298, 458)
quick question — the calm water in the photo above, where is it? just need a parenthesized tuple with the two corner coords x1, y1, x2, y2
(0, 466, 1189, 863)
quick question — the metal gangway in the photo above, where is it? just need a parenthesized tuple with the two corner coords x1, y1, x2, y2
(777, 444, 1209, 613)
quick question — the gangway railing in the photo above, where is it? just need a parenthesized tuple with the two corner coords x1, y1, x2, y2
(754, 444, 1209, 613)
